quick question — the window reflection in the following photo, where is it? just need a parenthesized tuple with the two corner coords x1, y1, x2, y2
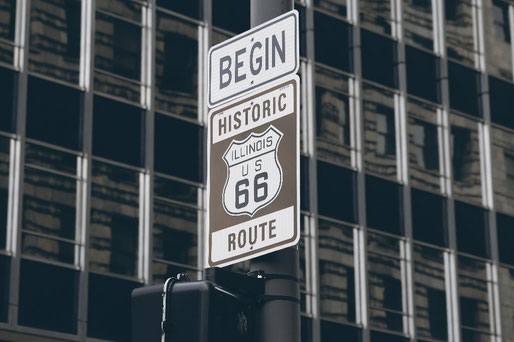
(96, 0, 142, 23)
(155, 12, 198, 119)
(413, 244, 448, 341)
(360, 0, 392, 35)
(446, 0, 477, 65)
(0, 0, 15, 41)
(499, 266, 514, 340)
(95, 7, 141, 101)
(22, 144, 77, 265)
(89, 161, 139, 277)
(318, 219, 355, 323)
(403, 0, 433, 50)
(153, 198, 198, 267)
(368, 231, 405, 333)
(458, 256, 493, 341)
(316, 86, 351, 166)
(408, 99, 441, 192)
(484, 0, 512, 80)
(363, 83, 397, 179)
(0, 0, 16, 64)
(29, 0, 81, 83)
(450, 114, 482, 204)
(491, 126, 514, 217)
(314, 0, 347, 18)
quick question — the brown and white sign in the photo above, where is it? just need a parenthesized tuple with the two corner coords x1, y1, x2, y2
(207, 76, 300, 267)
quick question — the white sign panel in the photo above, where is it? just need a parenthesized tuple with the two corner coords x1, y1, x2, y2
(207, 76, 300, 267)
(208, 10, 299, 108)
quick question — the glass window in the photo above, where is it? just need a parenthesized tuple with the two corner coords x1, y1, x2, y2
(498, 265, 514, 340)
(154, 113, 203, 183)
(413, 244, 448, 340)
(156, 0, 201, 19)
(155, 12, 198, 119)
(0, 254, 9, 322)
(314, 0, 347, 18)
(492, 0, 511, 42)
(411, 188, 447, 247)
(316, 73, 352, 166)
(18, 259, 78, 334)
(406, 46, 440, 103)
(26, 76, 82, 150)
(93, 95, 144, 167)
(87, 272, 142, 341)
(0, 0, 15, 41)
(314, 11, 351, 72)
(360, 0, 392, 35)
(212, 0, 249, 34)
(403, 0, 434, 50)
(29, 0, 81, 84)
(95, 5, 141, 102)
(318, 219, 355, 323)
(448, 61, 480, 117)
(296, 4, 307, 58)
(445, 0, 477, 65)
(363, 83, 397, 179)
(22, 170, 76, 264)
(361, 29, 398, 89)
(96, 0, 141, 22)
(407, 99, 441, 192)
(366, 175, 402, 235)
(458, 256, 493, 341)
(301, 316, 313, 342)
(455, 201, 488, 258)
(317, 161, 356, 223)
(450, 113, 482, 204)
(0, 66, 15, 133)
(0, 136, 8, 250)
(320, 320, 361, 341)
(491, 126, 514, 216)
(489, 76, 514, 130)
(484, 0, 512, 81)
(22, 143, 78, 265)
(497, 213, 514, 266)
(89, 161, 139, 277)
(370, 330, 408, 342)
(368, 231, 406, 333)
(153, 177, 199, 281)
(0, 0, 16, 64)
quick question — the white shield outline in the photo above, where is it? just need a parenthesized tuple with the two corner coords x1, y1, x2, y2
(222, 125, 284, 217)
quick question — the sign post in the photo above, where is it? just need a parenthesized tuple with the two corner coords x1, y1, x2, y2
(207, 1, 299, 341)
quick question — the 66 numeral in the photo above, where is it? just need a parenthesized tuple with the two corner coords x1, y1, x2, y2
(235, 172, 268, 209)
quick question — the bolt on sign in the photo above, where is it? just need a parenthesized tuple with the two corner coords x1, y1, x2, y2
(208, 10, 299, 108)
(207, 75, 300, 267)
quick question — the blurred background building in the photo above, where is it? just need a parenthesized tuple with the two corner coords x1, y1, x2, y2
(0, 0, 513, 341)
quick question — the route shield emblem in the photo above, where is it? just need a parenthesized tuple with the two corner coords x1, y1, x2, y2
(222, 125, 283, 216)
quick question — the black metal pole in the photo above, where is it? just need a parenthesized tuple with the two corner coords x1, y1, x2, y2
(249, 2, 299, 342)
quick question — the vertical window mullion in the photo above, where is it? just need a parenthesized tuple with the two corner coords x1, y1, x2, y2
(77, 0, 96, 339)
(8, 0, 31, 328)
(140, 0, 155, 285)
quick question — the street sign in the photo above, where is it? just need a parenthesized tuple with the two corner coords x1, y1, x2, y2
(207, 76, 300, 267)
(208, 10, 299, 108)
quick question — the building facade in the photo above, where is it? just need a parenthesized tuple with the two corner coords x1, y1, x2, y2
(0, 0, 513, 341)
